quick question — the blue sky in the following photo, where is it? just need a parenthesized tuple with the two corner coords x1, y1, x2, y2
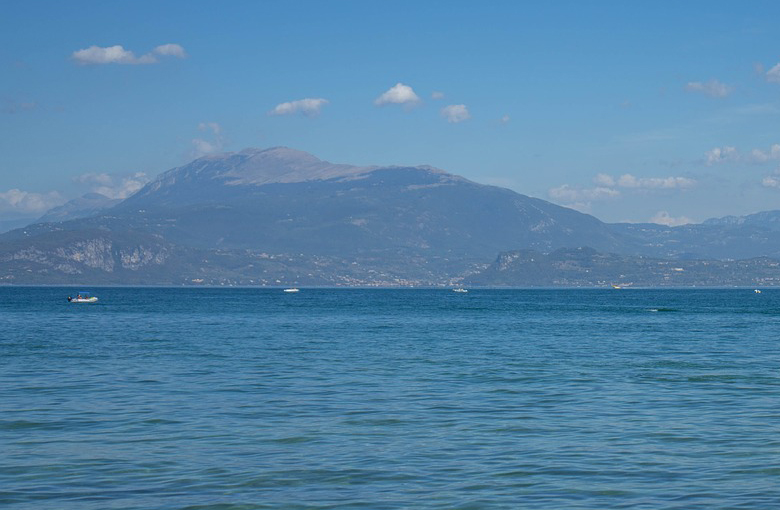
(2, 0, 780, 226)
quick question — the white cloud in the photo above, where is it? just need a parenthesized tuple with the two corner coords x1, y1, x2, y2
(705, 146, 738, 165)
(198, 122, 221, 136)
(440, 104, 471, 123)
(74, 172, 150, 199)
(593, 173, 615, 187)
(269, 98, 329, 117)
(499, 114, 510, 124)
(705, 144, 780, 165)
(616, 174, 695, 189)
(650, 211, 693, 227)
(374, 83, 421, 107)
(548, 184, 620, 203)
(191, 122, 224, 157)
(750, 149, 770, 163)
(192, 139, 219, 156)
(431, 91, 444, 100)
(766, 63, 780, 83)
(152, 43, 186, 58)
(749, 144, 780, 163)
(71, 43, 186, 65)
(549, 172, 695, 210)
(762, 175, 780, 188)
(761, 167, 780, 188)
(685, 79, 733, 98)
(0, 189, 64, 214)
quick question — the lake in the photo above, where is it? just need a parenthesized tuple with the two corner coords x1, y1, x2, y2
(1, 287, 779, 509)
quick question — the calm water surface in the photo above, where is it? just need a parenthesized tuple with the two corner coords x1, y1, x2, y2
(1, 287, 779, 509)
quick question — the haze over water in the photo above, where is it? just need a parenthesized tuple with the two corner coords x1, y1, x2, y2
(2, 287, 779, 509)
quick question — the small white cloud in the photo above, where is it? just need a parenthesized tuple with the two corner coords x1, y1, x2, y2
(71, 44, 186, 65)
(431, 91, 444, 100)
(685, 79, 733, 98)
(198, 122, 222, 136)
(616, 174, 695, 189)
(192, 139, 218, 156)
(499, 114, 510, 124)
(269, 98, 329, 117)
(593, 173, 615, 187)
(650, 211, 693, 227)
(762, 175, 780, 188)
(548, 184, 620, 203)
(749, 144, 780, 163)
(762, 167, 780, 188)
(0, 189, 64, 214)
(374, 83, 421, 107)
(191, 121, 224, 157)
(440, 104, 471, 123)
(750, 148, 770, 163)
(153, 43, 186, 58)
(551, 172, 694, 209)
(74, 172, 150, 199)
(705, 146, 738, 165)
(766, 63, 780, 83)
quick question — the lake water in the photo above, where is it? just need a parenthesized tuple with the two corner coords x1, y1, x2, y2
(1, 287, 779, 509)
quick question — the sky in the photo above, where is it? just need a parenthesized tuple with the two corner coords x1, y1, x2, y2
(1, 0, 780, 226)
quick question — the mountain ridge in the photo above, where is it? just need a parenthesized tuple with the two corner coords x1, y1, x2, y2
(3, 147, 780, 285)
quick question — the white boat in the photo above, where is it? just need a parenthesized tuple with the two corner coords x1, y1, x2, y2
(754, 289, 762, 294)
(452, 288, 468, 293)
(68, 292, 98, 303)
(283, 288, 300, 293)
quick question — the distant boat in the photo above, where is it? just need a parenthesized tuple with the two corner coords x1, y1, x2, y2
(68, 292, 98, 303)
(754, 289, 762, 294)
(452, 288, 468, 293)
(611, 285, 622, 289)
(283, 288, 300, 293)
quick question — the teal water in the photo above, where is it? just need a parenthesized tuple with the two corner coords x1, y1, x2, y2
(1, 287, 779, 509)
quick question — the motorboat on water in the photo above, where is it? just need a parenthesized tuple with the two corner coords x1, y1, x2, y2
(283, 288, 300, 293)
(68, 292, 98, 303)
(452, 288, 468, 293)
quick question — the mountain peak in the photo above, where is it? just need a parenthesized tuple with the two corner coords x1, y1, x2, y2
(218, 146, 370, 185)
(238, 146, 319, 161)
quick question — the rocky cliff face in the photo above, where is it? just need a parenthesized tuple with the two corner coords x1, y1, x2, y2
(0, 231, 172, 283)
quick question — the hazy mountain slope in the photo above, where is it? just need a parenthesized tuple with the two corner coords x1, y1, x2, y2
(703, 210, 780, 230)
(114, 147, 625, 258)
(467, 247, 780, 287)
(36, 193, 122, 224)
(607, 221, 780, 259)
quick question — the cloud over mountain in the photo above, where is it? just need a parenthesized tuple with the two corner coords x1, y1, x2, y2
(549, 172, 695, 211)
(650, 210, 693, 226)
(73, 172, 150, 199)
(0, 188, 63, 214)
(191, 122, 224, 157)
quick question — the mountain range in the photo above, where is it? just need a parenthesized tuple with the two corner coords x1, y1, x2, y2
(2, 147, 780, 286)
